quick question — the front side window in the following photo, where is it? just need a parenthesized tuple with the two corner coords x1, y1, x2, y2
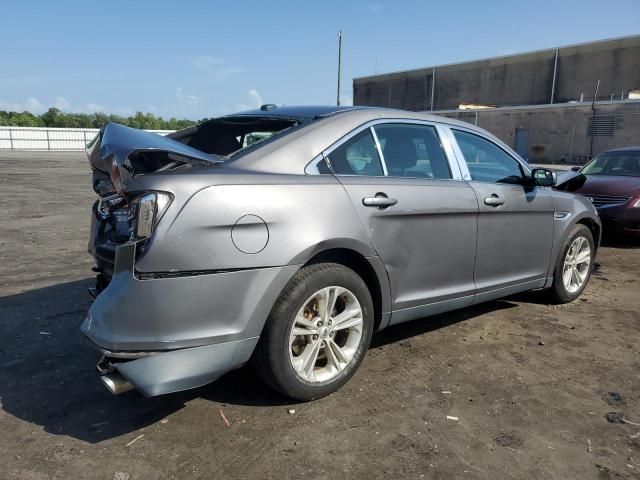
(452, 129, 524, 184)
(373, 124, 452, 179)
(327, 129, 384, 176)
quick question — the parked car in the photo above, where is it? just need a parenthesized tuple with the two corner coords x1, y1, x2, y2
(572, 147, 640, 235)
(82, 106, 600, 401)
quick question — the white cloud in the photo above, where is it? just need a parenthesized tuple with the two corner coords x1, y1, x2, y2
(25, 98, 45, 112)
(113, 106, 135, 117)
(74, 102, 109, 114)
(218, 89, 266, 115)
(0, 100, 24, 111)
(175, 87, 199, 116)
(248, 89, 263, 108)
(0, 97, 46, 113)
(191, 55, 246, 78)
(0, 96, 157, 117)
(54, 96, 70, 110)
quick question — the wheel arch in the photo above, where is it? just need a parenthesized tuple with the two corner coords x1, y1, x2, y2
(302, 247, 391, 332)
(576, 217, 601, 250)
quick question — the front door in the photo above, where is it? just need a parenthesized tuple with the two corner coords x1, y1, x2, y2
(449, 128, 554, 302)
(326, 122, 479, 323)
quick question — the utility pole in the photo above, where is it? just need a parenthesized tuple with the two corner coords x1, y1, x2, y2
(337, 30, 343, 106)
(588, 79, 600, 159)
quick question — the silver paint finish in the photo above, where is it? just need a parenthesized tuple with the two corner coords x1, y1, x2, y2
(83, 106, 601, 397)
(82, 242, 300, 351)
(231, 214, 269, 254)
(116, 337, 259, 397)
(468, 181, 554, 295)
(337, 176, 478, 316)
(135, 178, 377, 272)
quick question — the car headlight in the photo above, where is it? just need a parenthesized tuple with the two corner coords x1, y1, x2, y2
(133, 192, 173, 239)
(631, 197, 640, 208)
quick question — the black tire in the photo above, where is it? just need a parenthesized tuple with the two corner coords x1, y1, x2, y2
(254, 263, 374, 401)
(549, 224, 595, 304)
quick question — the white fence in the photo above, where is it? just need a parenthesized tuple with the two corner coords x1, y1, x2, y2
(0, 126, 175, 151)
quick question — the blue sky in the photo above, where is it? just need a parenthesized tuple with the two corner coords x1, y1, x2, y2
(2, 0, 639, 119)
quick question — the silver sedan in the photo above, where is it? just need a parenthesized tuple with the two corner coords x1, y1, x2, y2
(82, 105, 600, 400)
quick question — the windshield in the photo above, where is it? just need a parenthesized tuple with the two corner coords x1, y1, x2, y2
(581, 151, 640, 176)
(169, 116, 298, 157)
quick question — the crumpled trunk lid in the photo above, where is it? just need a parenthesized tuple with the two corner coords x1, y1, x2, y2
(87, 122, 221, 195)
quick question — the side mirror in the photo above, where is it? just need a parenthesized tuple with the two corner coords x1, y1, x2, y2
(531, 168, 556, 187)
(570, 166, 581, 172)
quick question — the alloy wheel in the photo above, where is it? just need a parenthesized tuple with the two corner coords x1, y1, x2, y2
(562, 236, 592, 294)
(289, 286, 363, 383)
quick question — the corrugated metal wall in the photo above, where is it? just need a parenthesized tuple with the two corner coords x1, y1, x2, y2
(354, 36, 640, 111)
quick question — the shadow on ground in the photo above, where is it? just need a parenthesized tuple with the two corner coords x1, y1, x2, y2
(0, 278, 523, 444)
(0, 231, 636, 445)
(600, 232, 640, 249)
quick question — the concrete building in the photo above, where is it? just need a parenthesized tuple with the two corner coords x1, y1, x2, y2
(353, 35, 640, 162)
(438, 101, 640, 164)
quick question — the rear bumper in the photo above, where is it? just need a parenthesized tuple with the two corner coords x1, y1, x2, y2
(99, 338, 259, 397)
(82, 241, 299, 395)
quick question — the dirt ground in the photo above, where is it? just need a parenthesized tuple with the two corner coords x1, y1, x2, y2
(1, 151, 639, 480)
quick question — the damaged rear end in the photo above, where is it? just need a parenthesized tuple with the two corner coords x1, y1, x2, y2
(81, 118, 299, 397)
(84, 123, 227, 395)
(87, 123, 220, 287)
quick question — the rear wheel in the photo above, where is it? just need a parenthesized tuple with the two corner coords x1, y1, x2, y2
(549, 224, 594, 303)
(255, 263, 374, 401)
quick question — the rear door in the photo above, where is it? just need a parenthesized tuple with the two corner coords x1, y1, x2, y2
(325, 121, 479, 324)
(447, 127, 554, 302)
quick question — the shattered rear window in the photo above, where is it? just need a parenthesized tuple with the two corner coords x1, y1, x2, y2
(171, 116, 298, 157)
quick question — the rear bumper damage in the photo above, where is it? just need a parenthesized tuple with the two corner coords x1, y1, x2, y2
(82, 241, 298, 396)
(94, 338, 259, 397)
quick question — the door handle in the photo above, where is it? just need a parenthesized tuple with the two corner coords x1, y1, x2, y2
(484, 194, 505, 207)
(363, 193, 398, 209)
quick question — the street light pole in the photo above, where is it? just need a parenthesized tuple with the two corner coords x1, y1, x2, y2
(588, 79, 600, 159)
(337, 30, 343, 106)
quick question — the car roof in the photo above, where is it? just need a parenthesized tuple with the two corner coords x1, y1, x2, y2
(226, 106, 500, 174)
(602, 146, 640, 153)
(225, 104, 476, 129)
(226, 105, 364, 120)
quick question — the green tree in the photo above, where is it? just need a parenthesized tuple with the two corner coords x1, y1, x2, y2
(41, 107, 60, 127)
(0, 105, 199, 130)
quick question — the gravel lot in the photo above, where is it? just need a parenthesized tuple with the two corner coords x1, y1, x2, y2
(1, 151, 639, 480)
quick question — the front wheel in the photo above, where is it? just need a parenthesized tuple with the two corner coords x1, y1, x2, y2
(254, 263, 374, 401)
(549, 224, 595, 304)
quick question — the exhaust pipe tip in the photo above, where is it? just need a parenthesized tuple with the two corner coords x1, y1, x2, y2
(100, 373, 134, 395)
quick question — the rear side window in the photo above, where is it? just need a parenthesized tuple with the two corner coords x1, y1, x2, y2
(452, 129, 524, 184)
(373, 124, 451, 179)
(327, 129, 384, 176)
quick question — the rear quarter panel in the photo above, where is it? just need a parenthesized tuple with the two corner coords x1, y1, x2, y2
(135, 174, 377, 272)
